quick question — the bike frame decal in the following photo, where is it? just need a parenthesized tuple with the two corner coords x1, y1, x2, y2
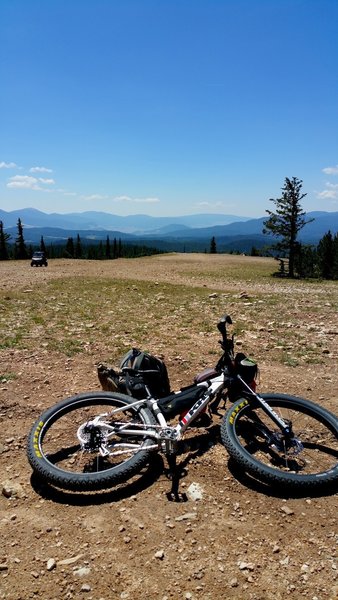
(229, 400, 249, 425)
(33, 421, 44, 457)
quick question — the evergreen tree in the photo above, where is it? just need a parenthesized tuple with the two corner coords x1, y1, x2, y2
(97, 240, 104, 259)
(14, 218, 28, 259)
(105, 236, 111, 259)
(333, 233, 338, 280)
(113, 238, 117, 259)
(0, 221, 10, 260)
(64, 237, 74, 258)
(294, 243, 316, 279)
(75, 234, 82, 259)
(263, 177, 313, 278)
(210, 236, 217, 254)
(317, 231, 334, 279)
(40, 236, 47, 255)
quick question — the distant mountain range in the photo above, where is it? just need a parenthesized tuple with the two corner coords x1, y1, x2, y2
(0, 207, 249, 232)
(1, 207, 337, 252)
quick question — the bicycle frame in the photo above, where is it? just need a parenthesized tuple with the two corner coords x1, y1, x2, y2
(79, 371, 292, 459)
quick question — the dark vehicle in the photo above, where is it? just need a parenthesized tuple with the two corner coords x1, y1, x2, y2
(30, 251, 48, 267)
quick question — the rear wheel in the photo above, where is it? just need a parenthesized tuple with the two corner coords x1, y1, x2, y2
(221, 394, 338, 490)
(27, 391, 157, 491)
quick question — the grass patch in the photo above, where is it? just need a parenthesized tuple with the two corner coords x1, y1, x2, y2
(0, 259, 337, 369)
(0, 372, 17, 383)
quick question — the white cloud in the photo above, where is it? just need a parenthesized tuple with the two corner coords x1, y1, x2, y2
(82, 194, 108, 201)
(196, 201, 234, 209)
(39, 178, 55, 185)
(7, 175, 55, 190)
(29, 166, 53, 173)
(134, 197, 159, 203)
(113, 195, 160, 204)
(114, 195, 133, 202)
(322, 164, 338, 175)
(0, 161, 18, 169)
(317, 189, 338, 200)
(7, 175, 41, 190)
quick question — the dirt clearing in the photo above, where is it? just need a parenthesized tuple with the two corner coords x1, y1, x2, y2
(0, 255, 337, 600)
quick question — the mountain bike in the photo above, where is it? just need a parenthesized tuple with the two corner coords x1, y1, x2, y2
(27, 314, 338, 498)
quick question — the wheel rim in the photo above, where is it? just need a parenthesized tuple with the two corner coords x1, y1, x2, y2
(37, 398, 153, 477)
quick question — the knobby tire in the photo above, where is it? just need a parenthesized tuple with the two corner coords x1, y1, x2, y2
(27, 391, 157, 491)
(221, 393, 338, 490)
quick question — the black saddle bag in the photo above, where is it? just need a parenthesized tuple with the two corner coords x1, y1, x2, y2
(157, 385, 206, 419)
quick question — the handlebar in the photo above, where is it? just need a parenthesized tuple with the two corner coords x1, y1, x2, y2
(216, 314, 235, 368)
(217, 314, 232, 342)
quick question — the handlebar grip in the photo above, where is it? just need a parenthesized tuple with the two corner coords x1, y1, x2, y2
(217, 314, 232, 336)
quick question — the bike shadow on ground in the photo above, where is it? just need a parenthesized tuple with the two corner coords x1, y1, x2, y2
(163, 425, 338, 501)
(227, 457, 338, 499)
(30, 424, 336, 503)
(29, 425, 220, 505)
(30, 453, 165, 506)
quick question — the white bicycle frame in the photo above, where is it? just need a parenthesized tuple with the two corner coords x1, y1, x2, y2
(78, 372, 290, 458)
(78, 375, 225, 458)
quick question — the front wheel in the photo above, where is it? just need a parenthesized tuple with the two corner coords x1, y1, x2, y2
(221, 394, 338, 490)
(27, 391, 158, 491)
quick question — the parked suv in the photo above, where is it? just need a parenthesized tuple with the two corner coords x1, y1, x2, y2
(31, 251, 48, 267)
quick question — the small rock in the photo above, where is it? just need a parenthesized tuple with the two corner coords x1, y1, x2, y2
(74, 567, 91, 578)
(31, 571, 39, 579)
(187, 482, 203, 501)
(230, 577, 239, 587)
(81, 584, 91, 592)
(280, 505, 294, 515)
(154, 550, 165, 560)
(2, 480, 24, 499)
(238, 561, 255, 571)
(175, 513, 197, 522)
(0, 564, 8, 571)
(46, 558, 56, 571)
(58, 554, 83, 566)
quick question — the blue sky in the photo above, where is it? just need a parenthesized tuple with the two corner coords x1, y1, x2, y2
(1, 0, 338, 218)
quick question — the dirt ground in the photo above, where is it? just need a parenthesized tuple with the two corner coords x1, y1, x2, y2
(0, 256, 337, 600)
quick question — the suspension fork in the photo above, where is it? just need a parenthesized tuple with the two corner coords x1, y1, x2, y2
(237, 376, 292, 435)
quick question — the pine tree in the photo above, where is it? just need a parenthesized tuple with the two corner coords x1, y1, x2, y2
(0, 221, 10, 260)
(97, 241, 104, 259)
(210, 236, 217, 254)
(14, 218, 28, 259)
(294, 243, 316, 278)
(333, 233, 338, 280)
(40, 236, 47, 255)
(317, 231, 334, 279)
(65, 237, 74, 258)
(75, 234, 82, 259)
(105, 236, 111, 259)
(263, 177, 313, 278)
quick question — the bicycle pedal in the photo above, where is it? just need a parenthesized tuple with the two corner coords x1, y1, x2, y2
(166, 491, 188, 502)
